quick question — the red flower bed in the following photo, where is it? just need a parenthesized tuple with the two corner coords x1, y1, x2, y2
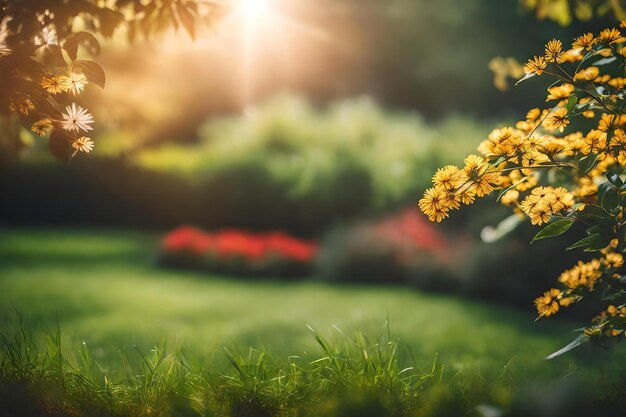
(160, 226, 317, 277)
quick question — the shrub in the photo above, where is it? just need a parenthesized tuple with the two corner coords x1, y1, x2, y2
(137, 94, 489, 210)
(159, 226, 318, 278)
(316, 208, 452, 285)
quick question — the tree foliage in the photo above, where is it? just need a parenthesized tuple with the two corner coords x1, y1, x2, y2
(522, 0, 626, 25)
(0, 0, 226, 162)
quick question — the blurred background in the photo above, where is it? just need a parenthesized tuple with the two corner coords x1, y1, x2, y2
(0, 0, 620, 309)
(4, 3, 626, 413)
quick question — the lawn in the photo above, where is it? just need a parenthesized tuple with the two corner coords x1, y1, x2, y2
(0, 228, 625, 416)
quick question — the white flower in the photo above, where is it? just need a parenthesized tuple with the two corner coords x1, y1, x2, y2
(67, 72, 88, 96)
(0, 28, 11, 57)
(61, 103, 94, 133)
(35, 27, 57, 47)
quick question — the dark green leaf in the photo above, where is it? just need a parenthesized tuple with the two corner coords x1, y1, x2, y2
(48, 128, 73, 162)
(578, 154, 599, 173)
(567, 233, 606, 251)
(63, 31, 101, 61)
(606, 173, 623, 187)
(41, 45, 66, 67)
(601, 187, 619, 212)
(73, 60, 106, 88)
(532, 218, 575, 242)
(566, 95, 578, 112)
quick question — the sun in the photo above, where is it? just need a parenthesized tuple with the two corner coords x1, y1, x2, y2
(235, 0, 273, 18)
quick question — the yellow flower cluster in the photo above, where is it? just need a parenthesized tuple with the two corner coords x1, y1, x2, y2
(420, 22, 626, 346)
(519, 186, 574, 225)
(558, 259, 602, 290)
(534, 288, 574, 318)
(419, 155, 498, 222)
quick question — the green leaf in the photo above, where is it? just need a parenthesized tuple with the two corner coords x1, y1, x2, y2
(515, 72, 536, 86)
(73, 60, 106, 89)
(532, 218, 575, 242)
(42, 45, 66, 67)
(63, 31, 101, 61)
(48, 128, 73, 162)
(601, 187, 619, 212)
(567, 233, 607, 251)
(566, 94, 578, 113)
(545, 334, 586, 360)
(606, 173, 623, 187)
(577, 153, 599, 174)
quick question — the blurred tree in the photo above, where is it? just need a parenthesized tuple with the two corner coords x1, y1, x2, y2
(521, 0, 626, 25)
(0, 0, 226, 163)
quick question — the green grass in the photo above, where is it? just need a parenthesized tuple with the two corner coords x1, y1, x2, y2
(0, 228, 625, 416)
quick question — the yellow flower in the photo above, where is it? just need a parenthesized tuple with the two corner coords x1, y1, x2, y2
(573, 66, 599, 82)
(546, 83, 574, 102)
(559, 259, 602, 290)
(534, 288, 563, 317)
(603, 253, 624, 269)
(598, 114, 626, 132)
(31, 118, 53, 136)
(557, 48, 582, 63)
(41, 75, 70, 94)
(582, 129, 607, 154)
(440, 189, 461, 211)
(526, 108, 541, 122)
(524, 56, 547, 75)
(72, 136, 95, 155)
(509, 169, 537, 191)
(432, 165, 463, 190)
(478, 127, 524, 158)
(543, 108, 569, 132)
(520, 195, 551, 225)
(544, 39, 563, 62)
(500, 189, 519, 206)
(419, 187, 449, 222)
(8, 96, 35, 115)
(550, 187, 574, 212)
(598, 27, 626, 45)
(572, 32, 594, 50)
(462, 155, 497, 197)
(537, 138, 565, 158)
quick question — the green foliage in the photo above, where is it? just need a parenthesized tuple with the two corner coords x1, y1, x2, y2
(137, 94, 490, 210)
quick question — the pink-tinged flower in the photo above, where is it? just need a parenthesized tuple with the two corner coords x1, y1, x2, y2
(72, 136, 95, 155)
(34, 27, 58, 47)
(66, 72, 88, 96)
(0, 28, 11, 57)
(61, 103, 93, 132)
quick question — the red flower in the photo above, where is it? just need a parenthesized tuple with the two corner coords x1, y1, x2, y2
(265, 232, 317, 262)
(163, 226, 211, 254)
(162, 227, 318, 265)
